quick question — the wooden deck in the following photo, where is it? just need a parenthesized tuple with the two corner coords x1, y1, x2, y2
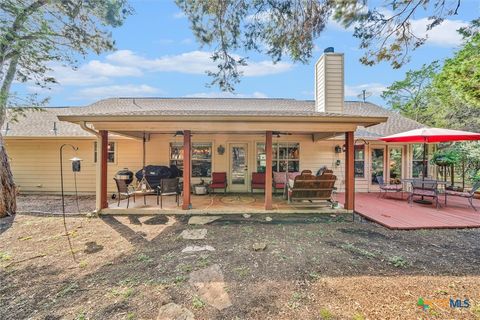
(338, 192, 480, 230)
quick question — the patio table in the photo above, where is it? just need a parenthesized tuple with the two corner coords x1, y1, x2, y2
(401, 178, 449, 205)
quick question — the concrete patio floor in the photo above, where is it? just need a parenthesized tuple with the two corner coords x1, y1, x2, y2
(102, 192, 349, 215)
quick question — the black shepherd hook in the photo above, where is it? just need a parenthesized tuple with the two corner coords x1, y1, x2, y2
(59, 144, 79, 262)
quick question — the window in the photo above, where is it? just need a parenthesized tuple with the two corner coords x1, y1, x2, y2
(412, 144, 424, 178)
(389, 147, 402, 183)
(354, 145, 365, 178)
(371, 148, 385, 184)
(256, 142, 300, 172)
(169, 142, 212, 178)
(94, 141, 116, 163)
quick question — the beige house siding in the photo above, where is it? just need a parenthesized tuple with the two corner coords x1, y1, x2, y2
(7, 134, 412, 196)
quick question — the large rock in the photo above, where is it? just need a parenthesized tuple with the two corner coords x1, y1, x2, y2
(189, 264, 232, 310)
(180, 229, 207, 240)
(157, 303, 194, 320)
(188, 216, 222, 225)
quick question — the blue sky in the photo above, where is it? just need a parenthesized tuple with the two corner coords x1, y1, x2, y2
(16, 0, 480, 107)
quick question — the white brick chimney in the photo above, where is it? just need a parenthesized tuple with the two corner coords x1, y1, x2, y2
(314, 48, 344, 113)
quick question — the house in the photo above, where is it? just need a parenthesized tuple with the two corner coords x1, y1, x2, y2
(4, 50, 427, 213)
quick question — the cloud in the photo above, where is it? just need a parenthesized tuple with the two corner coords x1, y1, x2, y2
(173, 11, 186, 19)
(345, 83, 387, 98)
(74, 84, 162, 100)
(410, 18, 468, 47)
(49, 60, 142, 86)
(185, 91, 268, 98)
(106, 50, 293, 77)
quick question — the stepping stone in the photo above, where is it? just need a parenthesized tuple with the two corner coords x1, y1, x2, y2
(188, 216, 221, 225)
(252, 242, 267, 251)
(157, 303, 194, 320)
(243, 214, 251, 218)
(265, 216, 272, 222)
(180, 229, 207, 240)
(182, 245, 215, 253)
(189, 264, 232, 311)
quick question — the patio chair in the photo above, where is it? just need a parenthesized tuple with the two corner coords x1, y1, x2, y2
(408, 179, 439, 208)
(251, 172, 266, 193)
(288, 172, 337, 205)
(273, 171, 286, 194)
(209, 172, 227, 194)
(445, 181, 480, 211)
(114, 177, 136, 208)
(157, 178, 181, 208)
(376, 176, 403, 199)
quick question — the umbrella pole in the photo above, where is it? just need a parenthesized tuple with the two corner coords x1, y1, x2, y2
(414, 140, 433, 204)
(423, 141, 428, 179)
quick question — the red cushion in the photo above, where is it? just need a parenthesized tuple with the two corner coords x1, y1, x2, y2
(274, 183, 285, 188)
(252, 183, 266, 189)
(211, 172, 227, 184)
(252, 173, 266, 184)
(210, 183, 227, 188)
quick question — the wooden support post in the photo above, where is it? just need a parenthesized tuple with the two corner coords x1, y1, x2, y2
(265, 131, 273, 210)
(182, 130, 192, 210)
(344, 131, 355, 211)
(100, 130, 108, 210)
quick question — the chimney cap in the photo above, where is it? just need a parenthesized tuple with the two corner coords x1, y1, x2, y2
(324, 47, 335, 53)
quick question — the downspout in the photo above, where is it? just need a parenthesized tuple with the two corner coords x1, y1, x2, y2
(80, 121, 100, 137)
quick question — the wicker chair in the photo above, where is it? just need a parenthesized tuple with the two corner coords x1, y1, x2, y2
(445, 181, 480, 211)
(408, 179, 439, 208)
(114, 178, 136, 208)
(376, 176, 403, 198)
(157, 178, 180, 208)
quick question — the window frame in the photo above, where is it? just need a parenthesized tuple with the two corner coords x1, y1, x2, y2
(354, 144, 365, 178)
(169, 142, 213, 178)
(255, 142, 300, 173)
(93, 141, 116, 164)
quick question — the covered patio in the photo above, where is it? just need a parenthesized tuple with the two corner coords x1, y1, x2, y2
(59, 110, 386, 215)
(338, 192, 480, 230)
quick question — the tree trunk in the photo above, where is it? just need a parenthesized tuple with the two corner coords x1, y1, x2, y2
(0, 136, 16, 217)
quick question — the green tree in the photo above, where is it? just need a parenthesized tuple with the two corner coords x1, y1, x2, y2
(431, 31, 480, 131)
(381, 62, 440, 124)
(0, 0, 131, 217)
(176, 0, 469, 90)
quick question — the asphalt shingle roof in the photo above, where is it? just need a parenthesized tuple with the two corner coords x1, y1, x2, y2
(2, 98, 424, 138)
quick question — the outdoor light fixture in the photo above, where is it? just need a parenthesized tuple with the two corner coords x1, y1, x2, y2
(59, 144, 82, 214)
(334, 145, 342, 153)
(173, 130, 184, 137)
(217, 145, 225, 155)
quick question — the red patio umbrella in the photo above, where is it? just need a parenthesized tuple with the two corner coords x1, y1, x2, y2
(379, 128, 480, 177)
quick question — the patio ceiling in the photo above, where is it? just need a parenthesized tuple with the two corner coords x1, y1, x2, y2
(58, 114, 388, 137)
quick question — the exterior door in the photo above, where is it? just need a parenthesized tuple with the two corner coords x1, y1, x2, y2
(229, 143, 249, 192)
(371, 146, 386, 187)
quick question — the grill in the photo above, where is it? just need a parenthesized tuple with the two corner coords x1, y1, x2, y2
(115, 168, 134, 186)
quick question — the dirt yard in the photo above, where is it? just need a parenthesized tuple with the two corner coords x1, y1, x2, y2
(1, 196, 480, 319)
